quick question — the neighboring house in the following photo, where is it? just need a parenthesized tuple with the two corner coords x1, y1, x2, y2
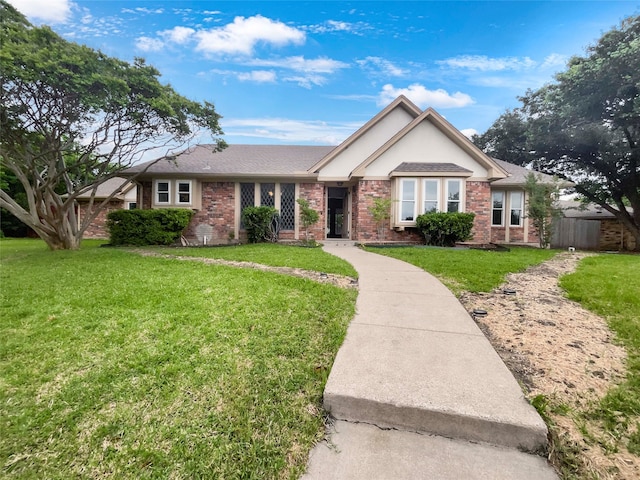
(77, 177, 137, 239)
(553, 200, 637, 251)
(124, 96, 555, 245)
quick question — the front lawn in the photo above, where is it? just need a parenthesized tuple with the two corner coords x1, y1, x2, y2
(153, 243, 358, 278)
(363, 245, 558, 294)
(560, 253, 640, 455)
(0, 239, 356, 479)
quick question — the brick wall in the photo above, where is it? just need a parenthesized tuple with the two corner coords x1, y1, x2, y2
(465, 181, 491, 244)
(492, 218, 540, 244)
(79, 200, 123, 238)
(185, 182, 235, 244)
(141, 182, 152, 209)
(600, 218, 637, 251)
(355, 180, 422, 243)
(299, 183, 325, 241)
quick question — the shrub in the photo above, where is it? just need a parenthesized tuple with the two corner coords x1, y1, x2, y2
(415, 212, 475, 247)
(107, 208, 194, 246)
(297, 198, 319, 243)
(242, 206, 279, 243)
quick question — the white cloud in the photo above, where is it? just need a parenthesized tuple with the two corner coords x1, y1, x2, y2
(378, 84, 475, 109)
(160, 26, 195, 44)
(195, 15, 305, 55)
(8, 0, 73, 23)
(283, 74, 327, 89)
(460, 128, 478, 139)
(237, 70, 277, 83)
(357, 56, 407, 77)
(541, 53, 568, 69)
(135, 36, 165, 52)
(305, 19, 371, 35)
(247, 56, 349, 74)
(223, 118, 362, 144)
(437, 55, 537, 71)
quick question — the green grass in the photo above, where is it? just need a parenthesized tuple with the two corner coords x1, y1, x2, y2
(0, 239, 356, 479)
(560, 253, 640, 453)
(153, 243, 358, 278)
(363, 245, 558, 294)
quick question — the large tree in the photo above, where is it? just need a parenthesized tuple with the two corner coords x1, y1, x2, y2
(474, 15, 640, 250)
(0, 1, 225, 249)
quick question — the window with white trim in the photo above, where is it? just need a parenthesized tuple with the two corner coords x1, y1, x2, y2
(400, 179, 417, 221)
(127, 202, 137, 210)
(176, 180, 192, 205)
(492, 191, 504, 226)
(510, 191, 523, 226)
(156, 180, 170, 204)
(423, 179, 439, 213)
(446, 180, 461, 213)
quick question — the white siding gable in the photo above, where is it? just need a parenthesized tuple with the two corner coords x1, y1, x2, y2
(364, 120, 489, 178)
(317, 106, 415, 180)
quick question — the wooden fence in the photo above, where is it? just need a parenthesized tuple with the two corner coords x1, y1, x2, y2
(551, 218, 601, 250)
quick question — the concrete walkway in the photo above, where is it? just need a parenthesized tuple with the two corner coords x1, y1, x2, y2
(302, 242, 558, 479)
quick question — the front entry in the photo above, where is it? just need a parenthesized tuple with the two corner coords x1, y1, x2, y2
(327, 187, 349, 239)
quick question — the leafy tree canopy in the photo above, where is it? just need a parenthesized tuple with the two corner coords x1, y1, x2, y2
(473, 15, 640, 250)
(0, 1, 225, 249)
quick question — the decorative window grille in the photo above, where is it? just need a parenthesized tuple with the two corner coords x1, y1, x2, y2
(280, 183, 296, 230)
(240, 183, 255, 228)
(260, 183, 275, 207)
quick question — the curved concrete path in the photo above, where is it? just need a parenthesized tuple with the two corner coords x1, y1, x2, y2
(302, 242, 558, 480)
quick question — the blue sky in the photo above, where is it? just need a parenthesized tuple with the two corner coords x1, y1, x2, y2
(9, 0, 639, 146)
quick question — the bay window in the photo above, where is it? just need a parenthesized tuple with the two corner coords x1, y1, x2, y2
(510, 191, 523, 226)
(492, 192, 505, 226)
(446, 180, 461, 213)
(423, 179, 439, 213)
(400, 179, 417, 221)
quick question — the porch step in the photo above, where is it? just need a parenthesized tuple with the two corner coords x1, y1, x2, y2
(321, 240, 357, 247)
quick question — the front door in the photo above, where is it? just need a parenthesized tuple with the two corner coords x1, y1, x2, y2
(327, 187, 349, 239)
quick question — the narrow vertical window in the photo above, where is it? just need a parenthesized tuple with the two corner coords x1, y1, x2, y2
(423, 179, 439, 213)
(400, 179, 416, 221)
(240, 183, 255, 229)
(260, 183, 275, 207)
(176, 181, 192, 204)
(156, 181, 170, 204)
(510, 191, 523, 226)
(492, 191, 504, 226)
(446, 180, 461, 212)
(280, 183, 295, 230)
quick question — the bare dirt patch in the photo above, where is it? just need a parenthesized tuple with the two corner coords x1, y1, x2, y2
(132, 250, 358, 289)
(459, 252, 637, 479)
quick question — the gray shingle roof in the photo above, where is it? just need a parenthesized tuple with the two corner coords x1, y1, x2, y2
(128, 144, 336, 177)
(392, 162, 473, 173)
(490, 158, 560, 186)
(76, 177, 134, 199)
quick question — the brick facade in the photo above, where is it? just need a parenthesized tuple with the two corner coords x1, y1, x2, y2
(599, 218, 637, 251)
(299, 183, 325, 241)
(79, 200, 124, 239)
(185, 182, 235, 244)
(465, 181, 491, 244)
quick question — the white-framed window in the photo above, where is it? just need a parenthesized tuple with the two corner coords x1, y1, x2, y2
(492, 191, 505, 226)
(127, 202, 137, 210)
(510, 191, 523, 226)
(155, 180, 171, 204)
(400, 179, 417, 222)
(423, 179, 439, 213)
(446, 180, 461, 213)
(176, 180, 192, 205)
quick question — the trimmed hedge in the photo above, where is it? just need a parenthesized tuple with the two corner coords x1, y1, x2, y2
(106, 208, 194, 246)
(415, 212, 475, 247)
